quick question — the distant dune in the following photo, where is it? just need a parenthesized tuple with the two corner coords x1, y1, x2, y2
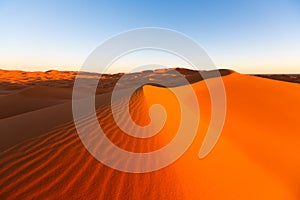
(255, 74, 300, 84)
(0, 68, 300, 199)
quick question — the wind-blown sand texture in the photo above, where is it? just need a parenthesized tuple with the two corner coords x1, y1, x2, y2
(0, 68, 300, 199)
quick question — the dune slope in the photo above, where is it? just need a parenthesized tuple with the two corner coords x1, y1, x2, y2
(0, 72, 300, 199)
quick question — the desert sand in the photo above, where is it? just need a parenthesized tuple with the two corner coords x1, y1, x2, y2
(0, 68, 300, 199)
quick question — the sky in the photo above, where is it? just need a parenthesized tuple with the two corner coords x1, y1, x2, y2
(0, 0, 299, 74)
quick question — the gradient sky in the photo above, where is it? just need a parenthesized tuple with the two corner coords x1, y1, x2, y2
(0, 0, 299, 73)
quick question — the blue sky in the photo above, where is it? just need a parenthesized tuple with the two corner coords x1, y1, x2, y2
(0, 0, 299, 73)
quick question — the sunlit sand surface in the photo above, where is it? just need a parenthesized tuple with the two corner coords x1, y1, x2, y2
(0, 69, 299, 199)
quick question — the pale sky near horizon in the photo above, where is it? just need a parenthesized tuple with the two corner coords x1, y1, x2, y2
(0, 0, 300, 74)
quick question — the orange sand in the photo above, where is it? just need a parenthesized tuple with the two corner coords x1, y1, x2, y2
(0, 69, 300, 199)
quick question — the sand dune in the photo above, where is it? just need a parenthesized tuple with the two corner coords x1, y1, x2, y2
(0, 69, 300, 199)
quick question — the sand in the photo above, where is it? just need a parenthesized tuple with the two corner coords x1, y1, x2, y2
(0, 69, 299, 199)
